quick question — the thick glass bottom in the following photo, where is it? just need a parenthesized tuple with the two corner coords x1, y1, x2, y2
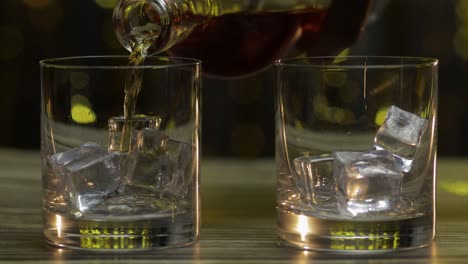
(277, 208, 434, 252)
(43, 209, 197, 251)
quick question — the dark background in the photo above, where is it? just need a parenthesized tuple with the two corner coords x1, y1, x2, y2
(0, 0, 465, 157)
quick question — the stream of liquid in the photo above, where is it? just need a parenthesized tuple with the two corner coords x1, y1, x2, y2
(119, 42, 148, 152)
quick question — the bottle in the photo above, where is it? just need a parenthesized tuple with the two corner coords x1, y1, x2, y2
(113, 0, 372, 77)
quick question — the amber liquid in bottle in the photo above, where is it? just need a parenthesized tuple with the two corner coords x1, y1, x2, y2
(168, 0, 372, 77)
(116, 0, 372, 146)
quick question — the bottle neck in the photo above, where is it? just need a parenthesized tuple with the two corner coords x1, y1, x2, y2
(113, 0, 220, 55)
(113, 0, 333, 55)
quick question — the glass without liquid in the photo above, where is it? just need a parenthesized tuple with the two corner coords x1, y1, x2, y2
(275, 56, 438, 251)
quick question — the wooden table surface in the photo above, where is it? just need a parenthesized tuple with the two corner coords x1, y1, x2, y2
(0, 148, 467, 263)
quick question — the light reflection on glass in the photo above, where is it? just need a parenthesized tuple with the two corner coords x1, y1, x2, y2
(56, 214, 63, 238)
(297, 215, 310, 242)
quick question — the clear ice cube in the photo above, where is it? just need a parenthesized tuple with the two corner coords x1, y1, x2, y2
(293, 155, 334, 206)
(108, 115, 162, 152)
(334, 150, 403, 216)
(49, 142, 121, 212)
(122, 152, 172, 191)
(122, 128, 193, 197)
(374, 106, 428, 172)
(401, 126, 433, 194)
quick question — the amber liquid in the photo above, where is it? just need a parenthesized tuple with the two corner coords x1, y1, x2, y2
(120, 0, 372, 145)
(119, 43, 148, 152)
(169, 0, 372, 77)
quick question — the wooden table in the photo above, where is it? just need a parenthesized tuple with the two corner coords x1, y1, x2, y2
(0, 149, 467, 263)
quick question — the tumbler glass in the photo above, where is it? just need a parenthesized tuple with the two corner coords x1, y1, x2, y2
(40, 56, 201, 250)
(275, 56, 438, 251)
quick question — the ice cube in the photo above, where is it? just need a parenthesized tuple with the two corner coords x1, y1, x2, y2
(401, 126, 433, 194)
(334, 150, 403, 216)
(108, 115, 162, 152)
(49, 142, 121, 212)
(122, 128, 193, 197)
(122, 152, 172, 191)
(293, 155, 334, 206)
(374, 106, 428, 172)
(160, 137, 193, 197)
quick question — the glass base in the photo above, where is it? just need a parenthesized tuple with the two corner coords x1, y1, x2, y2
(277, 208, 434, 252)
(43, 209, 197, 251)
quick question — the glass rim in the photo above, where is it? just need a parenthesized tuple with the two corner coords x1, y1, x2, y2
(275, 56, 439, 69)
(39, 55, 201, 69)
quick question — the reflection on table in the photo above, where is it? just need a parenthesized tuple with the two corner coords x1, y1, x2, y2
(0, 149, 467, 263)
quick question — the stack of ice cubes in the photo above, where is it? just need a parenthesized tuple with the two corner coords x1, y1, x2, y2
(293, 106, 429, 217)
(48, 114, 193, 217)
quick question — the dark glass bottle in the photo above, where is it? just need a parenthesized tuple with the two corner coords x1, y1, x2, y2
(113, 0, 372, 77)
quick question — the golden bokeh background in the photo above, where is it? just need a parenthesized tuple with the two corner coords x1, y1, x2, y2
(0, 0, 466, 158)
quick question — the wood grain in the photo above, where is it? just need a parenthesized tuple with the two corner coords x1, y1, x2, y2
(0, 149, 467, 263)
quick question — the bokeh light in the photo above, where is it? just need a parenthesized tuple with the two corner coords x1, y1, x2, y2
(312, 95, 355, 125)
(94, 0, 119, 9)
(375, 107, 389, 126)
(228, 79, 262, 105)
(440, 180, 468, 196)
(454, 0, 468, 60)
(324, 71, 347, 87)
(71, 104, 97, 124)
(332, 48, 350, 63)
(70, 72, 90, 90)
(0, 26, 24, 61)
(71, 95, 97, 124)
(27, 2, 63, 32)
